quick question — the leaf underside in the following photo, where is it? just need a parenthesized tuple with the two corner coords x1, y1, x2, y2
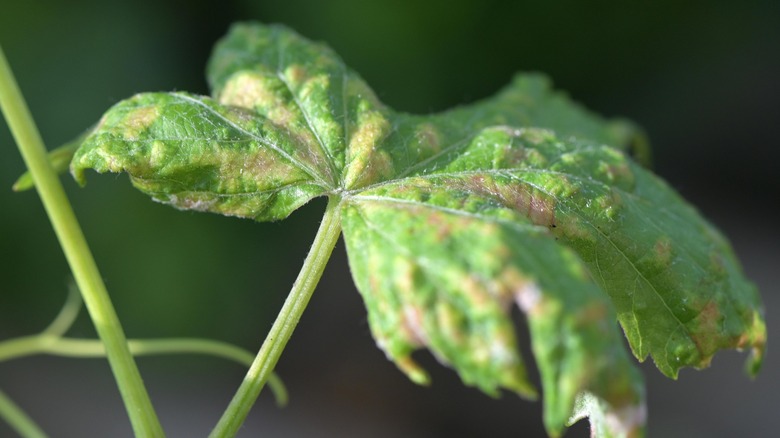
(67, 22, 765, 438)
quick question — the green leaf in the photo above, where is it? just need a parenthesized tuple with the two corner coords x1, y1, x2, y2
(71, 92, 328, 221)
(68, 22, 766, 437)
(206, 22, 393, 190)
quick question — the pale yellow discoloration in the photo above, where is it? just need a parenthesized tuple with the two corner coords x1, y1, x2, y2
(393, 257, 428, 347)
(204, 146, 309, 194)
(394, 256, 415, 292)
(121, 105, 160, 140)
(343, 108, 393, 189)
(149, 140, 166, 167)
(220, 72, 297, 128)
(519, 127, 555, 145)
(461, 275, 489, 309)
(297, 72, 329, 102)
(165, 194, 219, 213)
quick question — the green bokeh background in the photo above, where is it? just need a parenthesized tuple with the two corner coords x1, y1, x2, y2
(1, 1, 778, 436)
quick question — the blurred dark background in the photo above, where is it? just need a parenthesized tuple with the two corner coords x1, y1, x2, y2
(1, 1, 778, 436)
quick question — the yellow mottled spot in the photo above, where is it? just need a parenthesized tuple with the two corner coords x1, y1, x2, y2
(394, 257, 415, 292)
(437, 300, 464, 344)
(599, 190, 624, 220)
(523, 148, 548, 167)
(520, 128, 554, 145)
(461, 275, 489, 309)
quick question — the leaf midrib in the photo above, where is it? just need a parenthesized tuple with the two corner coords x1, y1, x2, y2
(172, 93, 330, 189)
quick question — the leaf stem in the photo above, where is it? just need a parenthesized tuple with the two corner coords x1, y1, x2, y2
(210, 196, 343, 438)
(0, 389, 47, 438)
(0, 46, 164, 436)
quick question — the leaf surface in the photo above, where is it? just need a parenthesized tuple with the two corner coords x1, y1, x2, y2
(341, 192, 645, 436)
(68, 22, 766, 438)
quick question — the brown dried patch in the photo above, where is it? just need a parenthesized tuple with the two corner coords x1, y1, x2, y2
(425, 212, 452, 241)
(600, 161, 635, 187)
(500, 145, 527, 167)
(688, 300, 722, 357)
(496, 266, 545, 316)
(414, 123, 442, 157)
(214, 146, 307, 193)
(574, 301, 609, 325)
(400, 305, 427, 347)
(496, 267, 529, 310)
(286, 64, 307, 85)
(166, 193, 218, 213)
(458, 175, 556, 227)
(654, 237, 673, 266)
(708, 252, 727, 277)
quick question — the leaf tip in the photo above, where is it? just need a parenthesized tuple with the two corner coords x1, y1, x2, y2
(567, 392, 647, 438)
(11, 172, 33, 192)
(395, 355, 431, 386)
(69, 161, 89, 188)
(743, 311, 767, 379)
(510, 379, 539, 401)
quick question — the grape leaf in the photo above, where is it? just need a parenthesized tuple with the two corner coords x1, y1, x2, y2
(68, 22, 766, 437)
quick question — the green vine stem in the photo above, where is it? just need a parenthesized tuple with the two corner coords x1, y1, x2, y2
(0, 337, 287, 407)
(0, 46, 164, 436)
(0, 389, 47, 438)
(0, 283, 287, 407)
(210, 196, 343, 438)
